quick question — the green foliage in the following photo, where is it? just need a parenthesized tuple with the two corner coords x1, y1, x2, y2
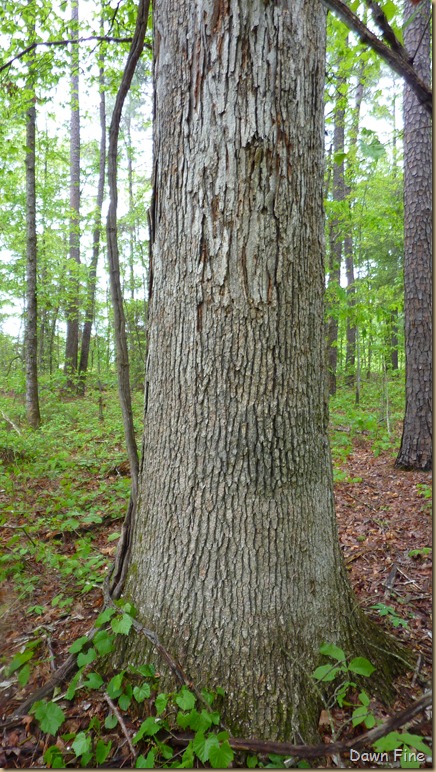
(371, 603, 409, 628)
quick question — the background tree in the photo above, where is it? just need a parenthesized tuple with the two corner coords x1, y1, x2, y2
(395, 0, 432, 471)
(24, 8, 41, 428)
(113, 0, 402, 742)
(64, 0, 81, 388)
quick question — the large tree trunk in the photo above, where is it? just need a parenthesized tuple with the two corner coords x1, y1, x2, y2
(24, 36, 41, 429)
(115, 0, 404, 741)
(64, 0, 81, 388)
(396, 0, 432, 471)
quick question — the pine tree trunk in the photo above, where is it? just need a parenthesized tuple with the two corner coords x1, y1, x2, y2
(114, 0, 405, 741)
(64, 0, 81, 388)
(396, 0, 432, 471)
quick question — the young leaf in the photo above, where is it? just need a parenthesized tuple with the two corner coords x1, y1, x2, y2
(104, 713, 118, 729)
(192, 732, 220, 763)
(111, 614, 134, 635)
(155, 692, 168, 715)
(68, 636, 89, 654)
(77, 647, 96, 668)
(95, 739, 112, 765)
(95, 607, 117, 627)
(133, 716, 162, 743)
(72, 731, 91, 757)
(175, 686, 196, 711)
(319, 643, 346, 662)
(107, 671, 125, 699)
(209, 740, 235, 769)
(33, 700, 66, 735)
(135, 750, 156, 768)
(312, 664, 340, 682)
(18, 663, 31, 687)
(94, 629, 115, 656)
(83, 672, 103, 690)
(348, 657, 375, 677)
(133, 683, 151, 702)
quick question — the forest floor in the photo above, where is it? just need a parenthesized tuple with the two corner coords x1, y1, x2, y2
(0, 385, 432, 769)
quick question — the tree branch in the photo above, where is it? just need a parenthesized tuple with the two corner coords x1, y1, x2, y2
(172, 690, 432, 760)
(321, 0, 432, 115)
(0, 35, 152, 75)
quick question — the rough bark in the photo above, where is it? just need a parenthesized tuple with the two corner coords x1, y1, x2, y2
(64, 0, 81, 388)
(24, 40, 41, 429)
(395, 0, 432, 471)
(115, 0, 405, 741)
(78, 38, 106, 393)
(326, 86, 345, 396)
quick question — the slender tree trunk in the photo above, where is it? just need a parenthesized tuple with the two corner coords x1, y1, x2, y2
(64, 0, 81, 388)
(396, 0, 432, 471)
(344, 63, 364, 389)
(78, 38, 106, 394)
(326, 86, 345, 396)
(24, 41, 41, 428)
(113, 0, 404, 741)
(105, 0, 150, 504)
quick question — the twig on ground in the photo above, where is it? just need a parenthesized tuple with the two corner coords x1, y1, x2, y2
(103, 693, 136, 761)
(1, 410, 22, 435)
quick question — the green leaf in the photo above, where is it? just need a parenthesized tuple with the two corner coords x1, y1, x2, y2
(65, 672, 81, 701)
(374, 732, 403, 752)
(319, 643, 346, 662)
(104, 714, 118, 729)
(95, 607, 117, 627)
(68, 636, 89, 654)
(135, 750, 156, 768)
(192, 732, 219, 762)
(209, 739, 234, 768)
(83, 672, 103, 690)
(348, 657, 375, 676)
(364, 713, 376, 729)
(132, 716, 162, 743)
(247, 755, 259, 768)
(155, 692, 168, 715)
(107, 671, 125, 699)
(33, 700, 66, 735)
(133, 683, 151, 702)
(95, 739, 112, 765)
(312, 664, 340, 682)
(72, 732, 91, 758)
(108, 531, 121, 541)
(359, 690, 370, 706)
(399, 733, 432, 755)
(94, 630, 115, 656)
(111, 614, 134, 635)
(175, 686, 196, 711)
(352, 706, 368, 727)
(8, 649, 34, 674)
(77, 647, 96, 668)
(118, 692, 131, 711)
(18, 663, 31, 687)
(383, 0, 397, 22)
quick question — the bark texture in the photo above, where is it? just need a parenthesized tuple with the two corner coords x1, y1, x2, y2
(24, 49, 41, 429)
(326, 86, 345, 396)
(118, 0, 404, 740)
(396, 0, 432, 471)
(64, 0, 81, 387)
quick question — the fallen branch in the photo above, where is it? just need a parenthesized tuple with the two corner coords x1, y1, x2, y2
(171, 690, 432, 760)
(1, 410, 22, 435)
